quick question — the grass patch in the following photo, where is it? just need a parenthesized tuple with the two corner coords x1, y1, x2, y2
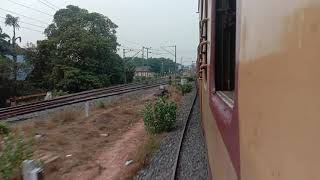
(51, 110, 80, 124)
(0, 127, 33, 180)
(176, 83, 193, 95)
(95, 101, 106, 109)
(0, 123, 10, 136)
(122, 134, 161, 180)
(135, 134, 160, 166)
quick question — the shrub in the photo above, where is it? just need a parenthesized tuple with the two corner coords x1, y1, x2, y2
(135, 134, 160, 166)
(185, 76, 195, 82)
(96, 101, 105, 109)
(0, 123, 10, 136)
(0, 133, 33, 180)
(52, 90, 69, 97)
(177, 84, 193, 95)
(143, 98, 177, 134)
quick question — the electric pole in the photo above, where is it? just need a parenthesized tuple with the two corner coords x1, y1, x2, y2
(142, 47, 145, 59)
(122, 48, 134, 84)
(160, 45, 177, 81)
(144, 47, 151, 60)
(123, 49, 127, 84)
(174, 45, 177, 78)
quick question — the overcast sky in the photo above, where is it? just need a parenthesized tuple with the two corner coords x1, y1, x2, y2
(0, 0, 198, 65)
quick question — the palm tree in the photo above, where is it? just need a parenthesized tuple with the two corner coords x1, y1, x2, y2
(5, 14, 20, 82)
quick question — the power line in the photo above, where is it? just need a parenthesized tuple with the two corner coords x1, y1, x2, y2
(20, 26, 43, 33)
(38, 0, 57, 11)
(42, 0, 60, 9)
(0, 7, 49, 25)
(0, 16, 46, 29)
(0, 21, 43, 33)
(7, 0, 53, 17)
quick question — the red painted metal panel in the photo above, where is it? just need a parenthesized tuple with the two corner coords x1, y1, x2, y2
(208, 0, 241, 179)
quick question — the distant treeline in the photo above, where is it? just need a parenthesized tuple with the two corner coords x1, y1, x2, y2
(127, 57, 179, 74)
(0, 5, 179, 107)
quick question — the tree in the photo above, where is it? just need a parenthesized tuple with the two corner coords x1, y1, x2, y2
(0, 27, 10, 54)
(129, 57, 179, 75)
(5, 14, 21, 82)
(0, 26, 12, 107)
(27, 5, 125, 93)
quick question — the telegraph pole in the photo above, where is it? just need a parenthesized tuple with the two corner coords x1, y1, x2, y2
(123, 49, 127, 84)
(145, 47, 151, 60)
(142, 47, 145, 59)
(174, 45, 177, 78)
(122, 48, 134, 84)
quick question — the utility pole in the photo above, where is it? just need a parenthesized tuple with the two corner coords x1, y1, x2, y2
(174, 45, 177, 78)
(161, 61, 164, 77)
(122, 48, 134, 84)
(160, 45, 177, 81)
(123, 49, 127, 84)
(142, 47, 145, 59)
(145, 47, 151, 60)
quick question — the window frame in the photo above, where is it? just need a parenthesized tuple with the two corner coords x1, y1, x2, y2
(207, 0, 241, 178)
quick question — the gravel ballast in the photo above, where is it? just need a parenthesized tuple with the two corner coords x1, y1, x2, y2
(135, 87, 208, 180)
(5, 87, 159, 123)
(176, 97, 208, 179)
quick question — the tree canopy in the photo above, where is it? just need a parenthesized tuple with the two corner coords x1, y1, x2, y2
(27, 5, 128, 93)
(128, 57, 179, 74)
(0, 27, 13, 107)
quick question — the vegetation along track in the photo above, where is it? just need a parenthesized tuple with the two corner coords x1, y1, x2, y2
(0, 80, 167, 120)
(171, 90, 198, 180)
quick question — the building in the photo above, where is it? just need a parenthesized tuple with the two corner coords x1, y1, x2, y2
(134, 66, 155, 77)
(5, 55, 33, 81)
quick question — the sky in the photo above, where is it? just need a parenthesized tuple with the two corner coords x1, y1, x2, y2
(0, 0, 199, 65)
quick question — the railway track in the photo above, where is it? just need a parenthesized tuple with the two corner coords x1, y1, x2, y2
(171, 91, 198, 180)
(0, 80, 167, 120)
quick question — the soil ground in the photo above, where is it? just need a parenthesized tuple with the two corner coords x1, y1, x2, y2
(8, 86, 181, 180)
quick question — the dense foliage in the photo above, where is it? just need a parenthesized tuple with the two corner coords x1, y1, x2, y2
(128, 57, 178, 74)
(0, 124, 33, 180)
(27, 5, 132, 93)
(143, 97, 177, 134)
(177, 83, 193, 95)
(0, 27, 12, 107)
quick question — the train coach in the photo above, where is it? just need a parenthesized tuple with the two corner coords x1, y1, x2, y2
(197, 0, 320, 179)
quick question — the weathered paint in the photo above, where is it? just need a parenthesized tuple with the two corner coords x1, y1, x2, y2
(238, 0, 320, 179)
(199, 0, 320, 179)
(200, 84, 238, 180)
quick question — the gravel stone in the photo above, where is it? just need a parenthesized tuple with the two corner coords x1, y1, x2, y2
(135, 86, 208, 180)
(176, 98, 208, 180)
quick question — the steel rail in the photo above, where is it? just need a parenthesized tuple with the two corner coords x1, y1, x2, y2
(0, 81, 167, 120)
(0, 83, 150, 114)
(171, 90, 198, 180)
(0, 81, 153, 112)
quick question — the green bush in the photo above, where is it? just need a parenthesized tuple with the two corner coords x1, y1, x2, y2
(0, 133, 33, 180)
(143, 98, 177, 134)
(177, 84, 193, 95)
(0, 123, 10, 136)
(96, 101, 105, 108)
(52, 90, 69, 97)
(184, 76, 195, 82)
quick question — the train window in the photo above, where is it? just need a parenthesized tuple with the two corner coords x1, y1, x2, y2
(214, 0, 236, 100)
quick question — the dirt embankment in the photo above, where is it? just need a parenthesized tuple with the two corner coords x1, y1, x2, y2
(11, 86, 181, 180)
